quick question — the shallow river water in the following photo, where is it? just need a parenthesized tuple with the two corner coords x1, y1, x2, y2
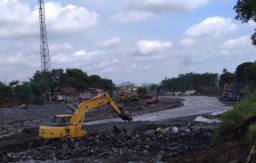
(85, 96, 233, 125)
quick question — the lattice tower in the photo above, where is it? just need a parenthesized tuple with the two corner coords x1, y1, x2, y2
(38, 0, 50, 72)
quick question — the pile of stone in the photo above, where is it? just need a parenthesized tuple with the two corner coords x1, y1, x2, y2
(1, 126, 214, 163)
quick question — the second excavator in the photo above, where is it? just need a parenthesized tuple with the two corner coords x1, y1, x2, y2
(39, 92, 132, 139)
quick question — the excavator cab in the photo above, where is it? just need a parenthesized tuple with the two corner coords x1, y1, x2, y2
(53, 114, 73, 126)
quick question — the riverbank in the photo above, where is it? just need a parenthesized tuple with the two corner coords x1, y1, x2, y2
(0, 95, 235, 162)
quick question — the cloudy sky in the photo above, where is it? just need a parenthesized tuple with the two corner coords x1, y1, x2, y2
(0, 0, 255, 85)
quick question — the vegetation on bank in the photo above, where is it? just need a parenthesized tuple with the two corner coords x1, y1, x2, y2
(0, 68, 115, 106)
(214, 93, 256, 143)
(212, 0, 256, 147)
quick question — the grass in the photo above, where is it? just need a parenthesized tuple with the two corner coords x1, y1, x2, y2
(213, 93, 256, 143)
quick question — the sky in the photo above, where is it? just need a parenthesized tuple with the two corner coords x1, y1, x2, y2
(0, 0, 255, 85)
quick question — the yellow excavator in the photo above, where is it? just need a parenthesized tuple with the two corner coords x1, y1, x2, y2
(39, 92, 132, 139)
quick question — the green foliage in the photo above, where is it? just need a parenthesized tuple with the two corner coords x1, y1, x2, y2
(219, 68, 235, 87)
(1, 68, 116, 107)
(248, 123, 256, 143)
(234, 0, 256, 45)
(0, 82, 12, 106)
(160, 72, 218, 91)
(88, 75, 115, 92)
(0, 82, 12, 94)
(248, 63, 256, 82)
(32, 96, 44, 105)
(113, 95, 122, 103)
(64, 68, 89, 89)
(30, 68, 116, 94)
(15, 82, 32, 104)
(149, 84, 158, 92)
(137, 87, 149, 94)
(240, 82, 256, 95)
(9, 80, 19, 87)
(234, 0, 256, 23)
(235, 62, 254, 86)
(128, 94, 140, 102)
(214, 93, 256, 142)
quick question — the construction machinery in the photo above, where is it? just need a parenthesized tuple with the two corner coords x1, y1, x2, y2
(39, 92, 132, 139)
(145, 95, 159, 105)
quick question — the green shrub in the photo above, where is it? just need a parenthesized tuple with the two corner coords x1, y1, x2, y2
(213, 93, 256, 142)
(248, 123, 256, 143)
(128, 94, 139, 102)
(240, 83, 256, 95)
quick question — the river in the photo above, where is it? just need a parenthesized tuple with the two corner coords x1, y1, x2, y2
(85, 96, 233, 125)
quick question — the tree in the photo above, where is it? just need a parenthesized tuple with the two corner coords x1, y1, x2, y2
(234, 0, 256, 46)
(0, 82, 12, 107)
(14, 82, 32, 104)
(235, 62, 254, 86)
(160, 72, 218, 91)
(64, 69, 89, 89)
(9, 80, 19, 87)
(31, 69, 66, 94)
(248, 62, 256, 82)
(219, 68, 235, 87)
(88, 75, 116, 92)
(150, 84, 158, 93)
(137, 87, 149, 94)
(30, 81, 44, 104)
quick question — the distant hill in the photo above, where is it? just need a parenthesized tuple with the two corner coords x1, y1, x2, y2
(117, 82, 157, 87)
(117, 82, 135, 87)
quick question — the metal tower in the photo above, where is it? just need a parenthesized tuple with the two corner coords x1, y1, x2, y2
(38, 0, 50, 72)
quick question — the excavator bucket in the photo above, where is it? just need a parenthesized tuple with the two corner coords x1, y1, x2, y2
(119, 111, 133, 122)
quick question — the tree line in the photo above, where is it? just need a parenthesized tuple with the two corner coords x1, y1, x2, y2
(159, 72, 218, 92)
(158, 61, 256, 94)
(0, 68, 115, 107)
(1, 61, 256, 107)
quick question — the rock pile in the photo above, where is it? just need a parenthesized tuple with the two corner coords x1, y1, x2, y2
(1, 126, 214, 163)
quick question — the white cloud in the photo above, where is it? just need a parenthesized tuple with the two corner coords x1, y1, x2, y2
(185, 16, 237, 37)
(111, 0, 209, 23)
(137, 40, 172, 54)
(74, 50, 87, 56)
(0, 0, 98, 38)
(95, 37, 121, 48)
(93, 59, 118, 69)
(124, 0, 209, 13)
(220, 35, 250, 49)
(110, 11, 154, 23)
(248, 20, 256, 26)
(45, 2, 99, 35)
(180, 38, 195, 46)
(0, 0, 38, 38)
(50, 43, 72, 52)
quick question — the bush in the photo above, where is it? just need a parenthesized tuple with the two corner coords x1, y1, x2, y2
(213, 93, 256, 142)
(128, 94, 139, 102)
(248, 123, 256, 143)
(240, 83, 256, 95)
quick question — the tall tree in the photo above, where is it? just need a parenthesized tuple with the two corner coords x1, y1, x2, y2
(234, 0, 256, 46)
(64, 68, 89, 89)
(14, 82, 32, 104)
(235, 62, 254, 86)
(0, 82, 12, 107)
(219, 68, 235, 87)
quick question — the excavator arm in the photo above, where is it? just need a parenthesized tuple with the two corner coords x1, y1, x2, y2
(39, 92, 132, 139)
